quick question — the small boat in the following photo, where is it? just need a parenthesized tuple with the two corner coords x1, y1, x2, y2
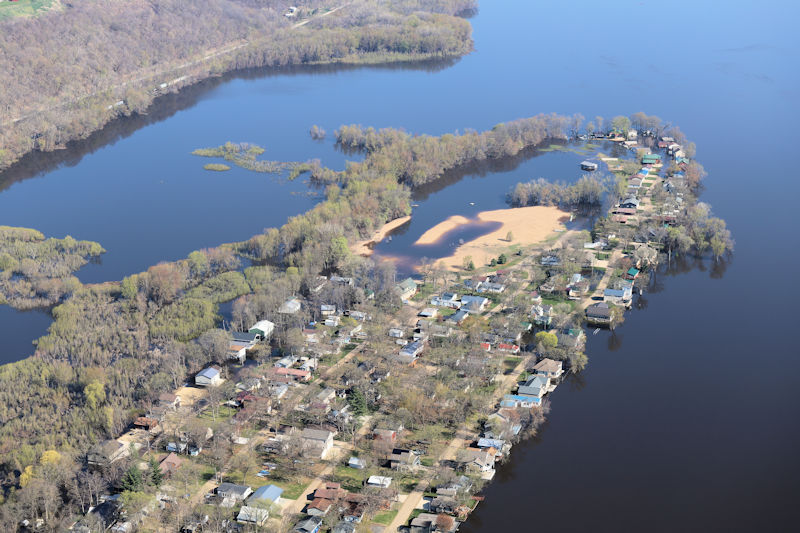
(469, 202, 475, 206)
(411, 204, 419, 207)
(593, 328, 601, 335)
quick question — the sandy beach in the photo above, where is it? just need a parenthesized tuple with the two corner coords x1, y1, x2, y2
(351, 215, 412, 256)
(415, 206, 569, 270)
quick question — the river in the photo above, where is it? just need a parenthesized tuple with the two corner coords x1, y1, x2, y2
(1, 0, 799, 529)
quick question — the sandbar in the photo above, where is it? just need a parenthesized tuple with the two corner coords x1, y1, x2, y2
(416, 206, 569, 270)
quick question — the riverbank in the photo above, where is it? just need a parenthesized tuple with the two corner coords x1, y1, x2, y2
(0, 0, 475, 172)
(414, 205, 569, 270)
(352, 215, 412, 256)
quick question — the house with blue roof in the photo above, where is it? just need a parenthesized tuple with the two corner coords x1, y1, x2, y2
(500, 394, 541, 408)
(249, 484, 283, 505)
(604, 285, 633, 306)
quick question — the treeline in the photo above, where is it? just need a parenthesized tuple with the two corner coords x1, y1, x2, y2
(333, 113, 577, 187)
(0, 226, 104, 309)
(508, 175, 608, 209)
(0, 0, 475, 172)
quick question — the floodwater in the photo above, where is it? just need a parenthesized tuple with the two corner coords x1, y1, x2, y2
(1, 0, 799, 529)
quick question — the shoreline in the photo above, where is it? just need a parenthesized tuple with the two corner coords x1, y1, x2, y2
(351, 215, 412, 256)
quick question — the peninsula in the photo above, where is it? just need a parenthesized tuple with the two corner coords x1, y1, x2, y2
(0, 113, 732, 533)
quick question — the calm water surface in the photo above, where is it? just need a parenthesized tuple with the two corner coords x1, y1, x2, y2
(1, 0, 799, 529)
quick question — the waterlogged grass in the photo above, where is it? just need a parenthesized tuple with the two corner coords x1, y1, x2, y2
(203, 163, 230, 171)
(193, 142, 308, 176)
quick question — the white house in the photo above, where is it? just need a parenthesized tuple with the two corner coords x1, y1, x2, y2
(301, 428, 334, 459)
(195, 367, 222, 387)
(249, 320, 275, 340)
(366, 475, 392, 488)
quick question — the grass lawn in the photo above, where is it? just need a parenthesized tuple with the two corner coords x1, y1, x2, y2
(0, 0, 54, 20)
(334, 465, 369, 492)
(411, 284, 436, 302)
(197, 405, 236, 422)
(542, 296, 576, 311)
(438, 307, 456, 317)
(502, 356, 522, 374)
(270, 477, 311, 500)
(372, 508, 399, 525)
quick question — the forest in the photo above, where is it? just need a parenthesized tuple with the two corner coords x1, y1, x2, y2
(0, 226, 104, 309)
(0, 0, 475, 172)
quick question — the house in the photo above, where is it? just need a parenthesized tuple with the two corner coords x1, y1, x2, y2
(390, 449, 420, 471)
(301, 428, 334, 459)
(533, 358, 564, 379)
(307, 497, 333, 516)
(586, 302, 612, 324)
(435, 476, 472, 499)
(366, 475, 392, 488)
(624, 267, 640, 280)
(249, 484, 283, 506)
(410, 513, 457, 533)
(448, 309, 469, 325)
(396, 278, 418, 301)
(497, 343, 520, 354)
(461, 448, 495, 476)
(641, 154, 661, 165)
(460, 295, 489, 312)
(388, 327, 404, 338)
(87, 439, 129, 468)
(476, 437, 506, 453)
(217, 483, 252, 502)
(557, 328, 587, 350)
(399, 341, 424, 359)
(158, 392, 181, 410)
(619, 197, 640, 210)
(500, 394, 541, 408)
(482, 282, 506, 293)
(320, 304, 336, 317)
(518, 375, 551, 398)
(228, 333, 257, 363)
(329, 275, 353, 286)
(195, 367, 222, 387)
(418, 307, 438, 318)
(159, 453, 183, 478)
(324, 316, 340, 327)
(294, 516, 323, 533)
(429, 496, 459, 515)
(279, 298, 302, 314)
(332, 523, 357, 533)
(249, 320, 275, 340)
(431, 293, 461, 309)
(166, 441, 188, 454)
(133, 416, 160, 432)
(540, 254, 561, 266)
(348, 456, 366, 469)
(236, 377, 262, 392)
(237, 506, 270, 527)
(315, 388, 336, 404)
(373, 428, 398, 443)
(274, 367, 311, 381)
(580, 160, 598, 171)
(604, 285, 633, 306)
(531, 304, 553, 326)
